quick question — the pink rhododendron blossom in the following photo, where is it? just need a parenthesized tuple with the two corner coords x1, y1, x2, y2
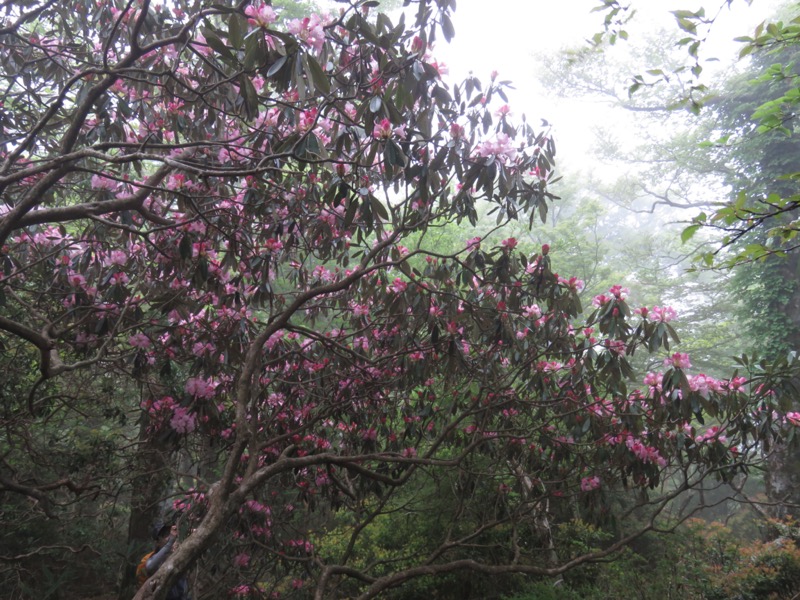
(67, 271, 86, 288)
(473, 133, 517, 163)
(643, 372, 663, 396)
(522, 304, 541, 319)
(580, 476, 601, 492)
(604, 339, 626, 355)
(608, 285, 628, 299)
(286, 15, 326, 53)
(786, 412, 800, 427)
(104, 250, 128, 266)
(465, 236, 481, 250)
(372, 118, 393, 139)
(664, 352, 692, 370)
(501, 237, 518, 250)
(724, 376, 748, 392)
(495, 104, 511, 118)
(128, 332, 151, 348)
(245, 3, 277, 28)
(558, 275, 584, 292)
(387, 278, 407, 294)
(232, 552, 251, 568)
(695, 426, 728, 445)
(170, 406, 197, 434)
(650, 305, 677, 322)
(592, 294, 610, 308)
(689, 374, 723, 397)
(185, 377, 216, 399)
(91, 174, 119, 191)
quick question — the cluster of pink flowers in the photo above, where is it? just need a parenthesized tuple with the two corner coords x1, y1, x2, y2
(286, 15, 326, 54)
(689, 373, 724, 398)
(386, 278, 407, 294)
(664, 352, 692, 370)
(244, 3, 277, 28)
(580, 475, 601, 492)
(170, 406, 197, 434)
(372, 117, 392, 139)
(606, 434, 667, 467)
(643, 371, 663, 397)
(592, 293, 611, 308)
(501, 237, 517, 250)
(285, 538, 314, 554)
(91, 173, 119, 191)
(695, 425, 728, 445)
(473, 133, 517, 163)
(522, 304, 542, 319)
(650, 305, 677, 322)
(128, 332, 151, 348)
(185, 376, 217, 399)
(232, 552, 250, 568)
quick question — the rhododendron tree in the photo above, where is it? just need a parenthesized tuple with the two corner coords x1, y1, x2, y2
(1, 1, 799, 599)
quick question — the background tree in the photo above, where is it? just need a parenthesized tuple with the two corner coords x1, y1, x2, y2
(549, 0, 800, 519)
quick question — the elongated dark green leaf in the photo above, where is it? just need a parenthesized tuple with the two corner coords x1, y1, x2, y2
(441, 13, 455, 42)
(228, 13, 244, 49)
(305, 54, 330, 95)
(201, 27, 235, 62)
(370, 195, 389, 221)
(240, 75, 259, 120)
(266, 54, 288, 77)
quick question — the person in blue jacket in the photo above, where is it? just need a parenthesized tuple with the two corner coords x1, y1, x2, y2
(136, 522, 191, 600)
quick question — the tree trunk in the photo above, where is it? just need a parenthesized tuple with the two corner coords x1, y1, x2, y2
(763, 253, 800, 520)
(118, 419, 174, 599)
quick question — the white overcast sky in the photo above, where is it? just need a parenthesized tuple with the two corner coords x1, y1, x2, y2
(432, 0, 786, 169)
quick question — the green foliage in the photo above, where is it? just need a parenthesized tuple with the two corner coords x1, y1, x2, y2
(506, 519, 800, 600)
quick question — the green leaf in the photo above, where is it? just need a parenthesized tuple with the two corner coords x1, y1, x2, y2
(441, 13, 455, 42)
(266, 54, 288, 77)
(201, 27, 235, 62)
(240, 75, 259, 119)
(179, 234, 192, 259)
(681, 223, 701, 243)
(369, 195, 389, 221)
(228, 14, 245, 49)
(385, 139, 407, 168)
(305, 54, 331, 95)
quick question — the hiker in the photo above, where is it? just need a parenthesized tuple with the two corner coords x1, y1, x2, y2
(136, 522, 191, 600)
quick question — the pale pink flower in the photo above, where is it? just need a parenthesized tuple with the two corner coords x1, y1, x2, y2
(664, 352, 692, 370)
(592, 294, 611, 308)
(185, 377, 216, 399)
(245, 3, 277, 28)
(286, 15, 326, 53)
(580, 476, 601, 492)
(170, 406, 197, 434)
(387, 278, 407, 294)
(232, 552, 251, 568)
(372, 118, 393, 139)
(695, 425, 727, 445)
(522, 304, 541, 319)
(129, 332, 151, 348)
(650, 305, 677, 322)
(501, 237, 518, 250)
(91, 174, 119, 191)
(473, 133, 517, 163)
